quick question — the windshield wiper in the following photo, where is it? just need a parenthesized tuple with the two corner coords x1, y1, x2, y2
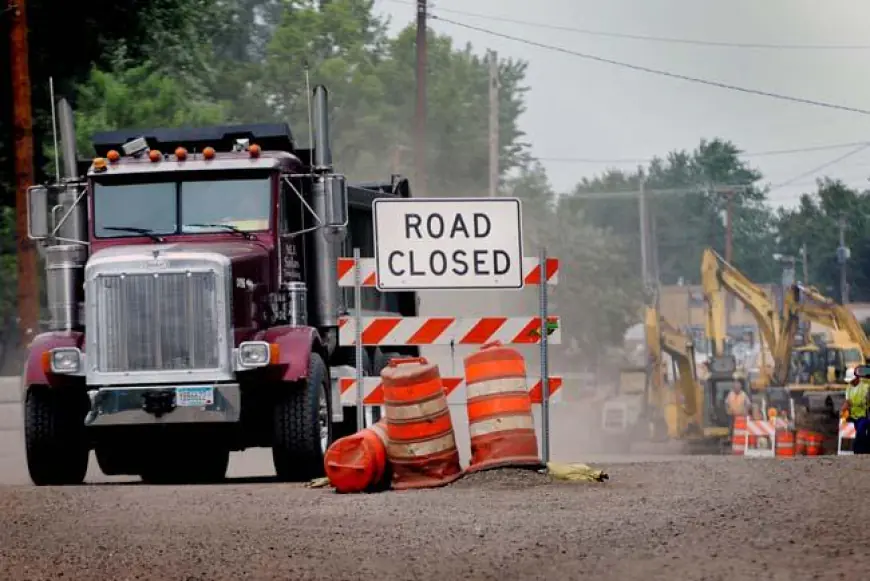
(185, 223, 255, 240)
(102, 226, 165, 242)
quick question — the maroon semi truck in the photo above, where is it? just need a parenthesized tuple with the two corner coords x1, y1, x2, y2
(23, 85, 418, 485)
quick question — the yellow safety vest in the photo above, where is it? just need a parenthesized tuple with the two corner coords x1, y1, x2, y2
(847, 382, 870, 420)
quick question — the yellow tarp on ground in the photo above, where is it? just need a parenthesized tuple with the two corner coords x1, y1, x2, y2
(545, 462, 609, 482)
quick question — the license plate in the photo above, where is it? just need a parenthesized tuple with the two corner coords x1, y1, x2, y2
(175, 386, 214, 407)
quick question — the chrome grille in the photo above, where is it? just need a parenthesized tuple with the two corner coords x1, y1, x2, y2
(94, 271, 221, 372)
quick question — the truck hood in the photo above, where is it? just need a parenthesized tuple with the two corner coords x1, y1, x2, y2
(86, 241, 270, 273)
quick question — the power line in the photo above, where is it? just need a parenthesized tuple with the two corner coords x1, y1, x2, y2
(429, 16, 870, 116)
(536, 141, 870, 164)
(388, 2, 870, 51)
(768, 143, 870, 190)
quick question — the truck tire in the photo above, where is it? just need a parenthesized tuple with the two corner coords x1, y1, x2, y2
(24, 386, 89, 486)
(272, 352, 331, 482)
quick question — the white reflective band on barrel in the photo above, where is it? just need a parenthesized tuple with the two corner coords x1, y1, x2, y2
(388, 431, 457, 459)
(467, 376, 527, 399)
(469, 414, 535, 439)
(385, 394, 448, 421)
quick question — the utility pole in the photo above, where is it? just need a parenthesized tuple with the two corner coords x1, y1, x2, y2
(837, 217, 850, 304)
(488, 50, 499, 198)
(800, 243, 809, 285)
(9, 0, 39, 348)
(414, 0, 427, 197)
(638, 177, 650, 286)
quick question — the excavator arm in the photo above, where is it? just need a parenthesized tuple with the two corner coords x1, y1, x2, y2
(645, 305, 702, 437)
(701, 248, 787, 387)
(795, 284, 870, 360)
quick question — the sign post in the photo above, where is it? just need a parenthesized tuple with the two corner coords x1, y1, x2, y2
(539, 245, 550, 463)
(353, 247, 365, 430)
(373, 197, 524, 291)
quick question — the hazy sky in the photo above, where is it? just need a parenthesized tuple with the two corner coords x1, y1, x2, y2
(373, 0, 870, 208)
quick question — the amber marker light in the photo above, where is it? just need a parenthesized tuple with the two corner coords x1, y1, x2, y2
(149, 149, 162, 162)
(175, 147, 188, 161)
(203, 146, 216, 160)
(249, 143, 261, 158)
(106, 150, 121, 163)
(92, 157, 108, 172)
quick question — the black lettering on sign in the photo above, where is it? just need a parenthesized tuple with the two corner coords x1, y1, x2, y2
(473, 213, 491, 238)
(409, 251, 425, 276)
(473, 249, 489, 275)
(405, 213, 422, 238)
(388, 251, 405, 276)
(493, 250, 510, 275)
(426, 214, 445, 238)
(430, 251, 447, 275)
(452, 250, 468, 275)
(450, 214, 469, 238)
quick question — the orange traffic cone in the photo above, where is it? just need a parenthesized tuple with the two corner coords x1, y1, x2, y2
(324, 420, 390, 493)
(380, 357, 463, 490)
(463, 341, 542, 473)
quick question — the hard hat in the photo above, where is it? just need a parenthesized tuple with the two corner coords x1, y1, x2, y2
(845, 367, 856, 383)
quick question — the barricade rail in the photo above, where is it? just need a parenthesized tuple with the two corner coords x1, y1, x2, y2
(743, 417, 776, 458)
(838, 420, 855, 456)
(336, 249, 561, 462)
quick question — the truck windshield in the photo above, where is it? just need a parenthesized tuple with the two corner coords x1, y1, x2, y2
(93, 176, 271, 239)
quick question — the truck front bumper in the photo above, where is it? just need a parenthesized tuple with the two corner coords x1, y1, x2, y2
(84, 383, 241, 427)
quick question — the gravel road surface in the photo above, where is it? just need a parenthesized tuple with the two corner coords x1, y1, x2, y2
(1, 456, 866, 581)
(2, 377, 866, 580)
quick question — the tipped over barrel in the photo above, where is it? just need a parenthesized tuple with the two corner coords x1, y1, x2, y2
(324, 420, 390, 493)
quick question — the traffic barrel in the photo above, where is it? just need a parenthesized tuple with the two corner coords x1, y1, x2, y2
(732, 416, 747, 455)
(380, 357, 463, 490)
(324, 420, 390, 493)
(463, 341, 542, 473)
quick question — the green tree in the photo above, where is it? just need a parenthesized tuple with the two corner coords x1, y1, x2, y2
(564, 138, 779, 286)
(776, 178, 870, 301)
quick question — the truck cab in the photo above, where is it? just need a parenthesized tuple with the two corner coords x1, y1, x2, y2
(22, 86, 417, 485)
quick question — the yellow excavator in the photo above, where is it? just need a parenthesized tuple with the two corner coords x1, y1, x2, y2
(645, 304, 733, 451)
(701, 248, 795, 409)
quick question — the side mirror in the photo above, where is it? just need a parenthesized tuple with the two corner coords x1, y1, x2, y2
(854, 365, 870, 379)
(27, 186, 49, 240)
(322, 174, 348, 241)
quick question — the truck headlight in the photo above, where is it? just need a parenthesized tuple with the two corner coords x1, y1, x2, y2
(49, 347, 81, 374)
(238, 341, 272, 368)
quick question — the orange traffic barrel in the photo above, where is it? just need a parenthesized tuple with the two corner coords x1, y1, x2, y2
(775, 430, 795, 458)
(796, 429, 808, 455)
(380, 357, 463, 490)
(324, 420, 390, 493)
(732, 416, 747, 455)
(463, 342, 542, 473)
(805, 431, 824, 456)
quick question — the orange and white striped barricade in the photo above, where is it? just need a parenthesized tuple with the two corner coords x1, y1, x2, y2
(338, 257, 560, 288)
(838, 420, 856, 456)
(336, 250, 563, 464)
(744, 417, 776, 458)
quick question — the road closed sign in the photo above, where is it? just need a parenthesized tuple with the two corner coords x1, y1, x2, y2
(373, 197, 524, 290)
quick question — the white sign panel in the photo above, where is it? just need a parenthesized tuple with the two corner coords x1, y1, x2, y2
(373, 197, 524, 291)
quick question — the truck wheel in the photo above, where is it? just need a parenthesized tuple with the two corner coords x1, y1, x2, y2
(272, 352, 331, 482)
(24, 385, 89, 486)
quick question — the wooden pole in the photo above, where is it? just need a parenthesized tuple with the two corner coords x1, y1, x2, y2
(9, 0, 39, 347)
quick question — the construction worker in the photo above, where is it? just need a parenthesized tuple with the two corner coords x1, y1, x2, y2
(842, 367, 870, 454)
(725, 380, 750, 438)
